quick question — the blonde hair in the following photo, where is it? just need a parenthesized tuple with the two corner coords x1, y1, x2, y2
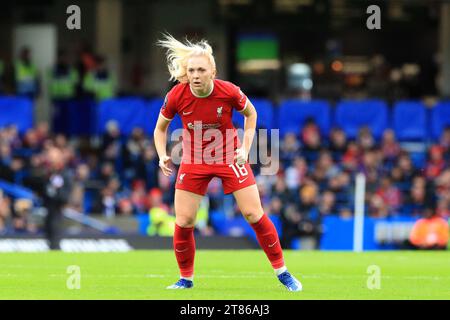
(157, 33, 216, 83)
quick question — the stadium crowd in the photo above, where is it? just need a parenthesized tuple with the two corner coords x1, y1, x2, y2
(0, 46, 449, 247)
(1, 117, 449, 245)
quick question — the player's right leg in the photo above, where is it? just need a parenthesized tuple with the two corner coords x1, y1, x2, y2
(167, 168, 209, 289)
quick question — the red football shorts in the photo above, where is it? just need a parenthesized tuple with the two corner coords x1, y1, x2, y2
(175, 162, 256, 195)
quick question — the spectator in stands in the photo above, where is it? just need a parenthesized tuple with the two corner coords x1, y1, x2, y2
(301, 118, 321, 162)
(318, 190, 337, 216)
(439, 126, 450, 159)
(279, 203, 302, 249)
(342, 141, 360, 172)
(272, 175, 294, 205)
(375, 176, 402, 214)
(0, 142, 13, 180)
(130, 180, 148, 214)
(328, 127, 347, 161)
(357, 127, 375, 151)
(425, 145, 446, 180)
(403, 179, 429, 217)
(0, 191, 11, 235)
(391, 152, 418, 194)
(68, 163, 90, 213)
(22, 128, 42, 155)
(327, 171, 352, 208)
(280, 132, 300, 167)
(101, 120, 121, 155)
(381, 129, 401, 166)
(35, 122, 50, 146)
(123, 127, 146, 183)
(284, 156, 308, 192)
(14, 47, 40, 99)
(101, 186, 117, 219)
(12, 198, 33, 233)
(435, 168, 450, 218)
(118, 198, 134, 216)
(369, 193, 389, 218)
(137, 146, 159, 190)
(99, 162, 117, 185)
(296, 180, 322, 246)
(312, 151, 341, 190)
(360, 150, 382, 193)
(436, 198, 450, 219)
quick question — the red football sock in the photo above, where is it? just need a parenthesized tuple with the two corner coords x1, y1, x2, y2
(250, 214, 285, 269)
(173, 224, 196, 278)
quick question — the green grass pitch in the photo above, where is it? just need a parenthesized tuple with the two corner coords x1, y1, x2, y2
(0, 250, 449, 300)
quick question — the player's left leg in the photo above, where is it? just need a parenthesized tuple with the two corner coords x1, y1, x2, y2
(232, 184, 303, 292)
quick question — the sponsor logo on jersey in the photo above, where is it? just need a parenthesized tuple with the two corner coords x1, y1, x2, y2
(187, 122, 221, 130)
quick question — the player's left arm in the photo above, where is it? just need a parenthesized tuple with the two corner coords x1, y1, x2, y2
(235, 100, 257, 165)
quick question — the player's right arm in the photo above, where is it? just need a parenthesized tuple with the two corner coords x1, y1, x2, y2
(154, 91, 178, 176)
(154, 114, 172, 176)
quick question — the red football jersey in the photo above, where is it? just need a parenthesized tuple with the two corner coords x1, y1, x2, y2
(160, 79, 248, 165)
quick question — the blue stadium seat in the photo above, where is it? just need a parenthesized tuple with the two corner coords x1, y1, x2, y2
(278, 99, 331, 138)
(97, 97, 148, 136)
(148, 98, 183, 134)
(232, 98, 274, 129)
(335, 99, 388, 139)
(393, 101, 427, 141)
(0, 96, 33, 134)
(431, 101, 450, 140)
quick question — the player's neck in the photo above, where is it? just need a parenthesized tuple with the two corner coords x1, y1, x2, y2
(190, 80, 214, 98)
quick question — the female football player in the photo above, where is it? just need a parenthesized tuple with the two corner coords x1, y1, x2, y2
(154, 34, 302, 291)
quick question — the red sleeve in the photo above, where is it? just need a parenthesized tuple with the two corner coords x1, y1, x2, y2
(228, 83, 248, 112)
(160, 89, 178, 121)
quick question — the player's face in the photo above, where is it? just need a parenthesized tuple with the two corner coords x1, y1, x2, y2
(187, 55, 216, 94)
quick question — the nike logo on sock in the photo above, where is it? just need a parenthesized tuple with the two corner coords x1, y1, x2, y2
(268, 241, 278, 248)
(175, 248, 188, 253)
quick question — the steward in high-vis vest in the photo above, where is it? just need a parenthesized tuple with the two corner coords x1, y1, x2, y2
(14, 47, 39, 99)
(83, 55, 116, 101)
(49, 50, 79, 100)
(49, 50, 80, 134)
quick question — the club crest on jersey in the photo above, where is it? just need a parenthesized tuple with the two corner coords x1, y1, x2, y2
(179, 173, 186, 183)
(217, 106, 223, 118)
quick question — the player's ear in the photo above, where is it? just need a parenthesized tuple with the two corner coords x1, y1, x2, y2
(212, 68, 216, 79)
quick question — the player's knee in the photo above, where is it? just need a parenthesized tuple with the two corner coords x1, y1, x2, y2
(176, 215, 196, 228)
(241, 209, 263, 224)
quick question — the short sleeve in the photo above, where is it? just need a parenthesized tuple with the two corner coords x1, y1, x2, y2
(229, 84, 248, 112)
(160, 91, 177, 121)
